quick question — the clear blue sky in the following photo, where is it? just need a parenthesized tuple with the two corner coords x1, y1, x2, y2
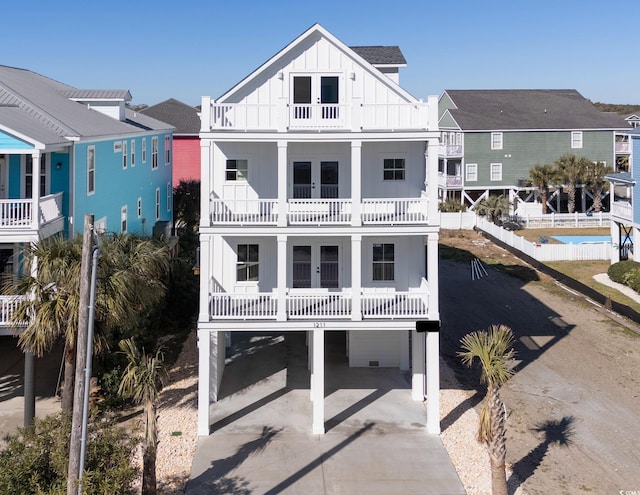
(3, 0, 638, 107)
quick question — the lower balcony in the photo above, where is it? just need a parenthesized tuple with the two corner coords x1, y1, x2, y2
(0, 295, 27, 335)
(610, 200, 632, 222)
(209, 197, 429, 226)
(207, 282, 430, 321)
(0, 192, 65, 239)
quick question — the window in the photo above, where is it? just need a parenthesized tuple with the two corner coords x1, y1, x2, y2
(383, 158, 405, 181)
(142, 138, 147, 163)
(466, 163, 478, 182)
(25, 155, 47, 198)
(122, 141, 127, 169)
(490, 163, 503, 181)
(131, 140, 136, 167)
(164, 136, 171, 164)
(167, 182, 172, 212)
(121, 206, 127, 233)
(236, 244, 259, 282)
(571, 131, 583, 149)
(491, 132, 503, 150)
(137, 197, 142, 218)
(155, 188, 160, 220)
(372, 243, 394, 281)
(152, 137, 158, 169)
(87, 147, 95, 194)
(226, 159, 248, 181)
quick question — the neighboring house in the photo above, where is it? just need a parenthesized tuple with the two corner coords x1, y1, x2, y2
(606, 127, 640, 263)
(438, 89, 630, 213)
(197, 24, 441, 436)
(626, 113, 640, 128)
(140, 98, 201, 183)
(0, 65, 174, 334)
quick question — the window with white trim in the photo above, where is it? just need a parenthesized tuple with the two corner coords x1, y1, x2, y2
(155, 188, 160, 220)
(491, 132, 503, 150)
(87, 147, 95, 194)
(571, 131, 583, 149)
(226, 159, 248, 181)
(383, 158, 405, 181)
(165, 136, 171, 164)
(236, 244, 259, 282)
(121, 206, 127, 233)
(131, 139, 136, 167)
(142, 138, 147, 163)
(122, 141, 127, 169)
(167, 182, 172, 212)
(466, 163, 478, 182)
(137, 197, 142, 218)
(490, 163, 503, 181)
(372, 243, 394, 281)
(152, 137, 158, 169)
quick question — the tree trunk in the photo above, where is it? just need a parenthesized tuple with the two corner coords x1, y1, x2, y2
(490, 459, 509, 495)
(593, 188, 602, 212)
(142, 445, 157, 495)
(541, 189, 548, 214)
(61, 346, 75, 412)
(567, 184, 576, 213)
(488, 387, 508, 495)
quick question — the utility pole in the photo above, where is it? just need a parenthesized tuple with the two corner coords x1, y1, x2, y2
(67, 214, 94, 495)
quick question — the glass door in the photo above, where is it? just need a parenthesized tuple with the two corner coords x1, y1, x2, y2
(292, 161, 339, 199)
(292, 244, 340, 288)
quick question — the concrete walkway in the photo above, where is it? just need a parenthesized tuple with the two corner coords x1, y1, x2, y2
(186, 332, 465, 495)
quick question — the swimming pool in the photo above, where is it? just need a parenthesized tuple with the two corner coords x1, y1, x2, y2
(551, 235, 612, 244)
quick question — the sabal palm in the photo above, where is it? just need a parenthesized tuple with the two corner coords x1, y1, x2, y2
(556, 153, 590, 213)
(584, 160, 613, 212)
(476, 194, 509, 223)
(10, 233, 170, 412)
(459, 324, 516, 495)
(529, 164, 558, 214)
(118, 338, 166, 495)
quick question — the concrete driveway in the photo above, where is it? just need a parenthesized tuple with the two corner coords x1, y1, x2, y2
(186, 332, 465, 495)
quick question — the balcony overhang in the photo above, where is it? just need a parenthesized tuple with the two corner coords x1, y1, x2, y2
(605, 172, 636, 185)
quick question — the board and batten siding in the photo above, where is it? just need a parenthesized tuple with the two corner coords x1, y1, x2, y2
(463, 130, 616, 187)
(348, 330, 403, 367)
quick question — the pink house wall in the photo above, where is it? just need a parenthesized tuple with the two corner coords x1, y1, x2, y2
(173, 136, 201, 183)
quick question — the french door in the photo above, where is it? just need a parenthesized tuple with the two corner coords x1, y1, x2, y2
(292, 244, 340, 289)
(292, 75, 339, 120)
(292, 161, 338, 199)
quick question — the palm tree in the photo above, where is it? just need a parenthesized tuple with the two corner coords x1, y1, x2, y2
(173, 179, 201, 231)
(475, 194, 509, 224)
(528, 164, 559, 214)
(118, 338, 167, 495)
(556, 153, 590, 213)
(584, 160, 613, 212)
(459, 324, 516, 495)
(10, 233, 170, 412)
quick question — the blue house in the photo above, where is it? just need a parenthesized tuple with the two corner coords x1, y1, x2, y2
(606, 128, 640, 262)
(0, 65, 174, 332)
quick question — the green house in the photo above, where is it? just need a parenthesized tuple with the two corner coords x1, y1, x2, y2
(438, 89, 630, 213)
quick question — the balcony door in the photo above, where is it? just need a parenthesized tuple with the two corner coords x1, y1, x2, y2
(291, 75, 339, 121)
(292, 161, 339, 199)
(292, 244, 340, 289)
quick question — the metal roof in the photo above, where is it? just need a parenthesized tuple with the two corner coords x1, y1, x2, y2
(442, 89, 630, 131)
(59, 89, 132, 101)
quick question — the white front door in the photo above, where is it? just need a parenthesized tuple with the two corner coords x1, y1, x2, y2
(292, 244, 340, 288)
(292, 161, 339, 199)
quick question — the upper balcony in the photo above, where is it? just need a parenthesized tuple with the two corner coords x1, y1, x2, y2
(201, 98, 433, 133)
(438, 174, 463, 189)
(615, 141, 631, 154)
(0, 192, 65, 240)
(438, 144, 463, 158)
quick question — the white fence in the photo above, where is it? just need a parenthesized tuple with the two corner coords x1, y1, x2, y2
(476, 217, 612, 261)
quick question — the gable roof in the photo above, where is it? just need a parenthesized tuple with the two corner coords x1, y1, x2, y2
(350, 46, 406, 67)
(441, 89, 629, 131)
(217, 23, 416, 103)
(140, 98, 200, 135)
(0, 65, 171, 148)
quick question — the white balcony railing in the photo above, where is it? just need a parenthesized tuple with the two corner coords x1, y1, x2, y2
(0, 192, 63, 231)
(438, 144, 463, 157)
(438, 174, 463, 188)
(361, 198, 427, 224)
(207, 283, 429, 321)
(40, 192, 63, 225)
(0, 295, 27, 328)
(288, 199, 351, 224)
(210, 199, 278, 224)
(615, 142, 631, 154)
(610, 201, 632, 220)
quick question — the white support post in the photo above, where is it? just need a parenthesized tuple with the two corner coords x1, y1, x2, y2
(427, 233, 439, 314)
(351, 234, 362, 320)
(277, 235, 287, 320)
(426, 139, 439, 221)
(277, 141, 288, 227)
(198, 238, 211, 323)
(31, 152, 41, 231)
(351, 141, 362, 226)
(411, 330, 425, 401)
(200, 140, 212, 228)
(197, 328, 211, 436)
(200, 97, 211, 132)
(426, 331, 440, 434)
(311, 329, 325, 435)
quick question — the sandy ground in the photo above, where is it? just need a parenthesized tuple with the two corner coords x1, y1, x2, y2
(439, 230, 640, 494)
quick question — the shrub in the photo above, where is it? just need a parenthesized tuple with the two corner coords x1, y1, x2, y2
(0, 413, 138, 495)
(607, 260, 640, 285)
(439, 198, 467, 212)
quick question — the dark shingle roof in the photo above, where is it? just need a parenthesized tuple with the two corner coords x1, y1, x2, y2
(140, 98, 200, 135)
(350, 46, 406, 66)
(444, 89, 629, 130)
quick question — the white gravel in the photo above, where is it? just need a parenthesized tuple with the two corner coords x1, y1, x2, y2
(149, 332, 526, 495)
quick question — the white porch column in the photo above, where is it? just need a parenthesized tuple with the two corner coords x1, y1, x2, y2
(198, 238, 211, 323)
(31, 152, 41, 230)
(277, 141, 288, 227)
(411, 330, 425, 401)
(197, 328, 211, 436)
(426, 139, 439, 220)
(200, 140, 212, 228)
(610, 221, 620, 264)
(311, 329, 325, 434)
(277, 234, 287, 320)
(351, 141, 362, 226)
(351, 234, 362, 320)
(427, 233, 440, 315)
(426, 330, 440, 434)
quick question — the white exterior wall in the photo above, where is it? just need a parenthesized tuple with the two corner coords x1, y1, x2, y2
(348, 330, 404, 367)
(361, 236, 424, 291)
(362, 142, 425, 198)
(216, 237, 278, 293)
(213, 142, 278, 200)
